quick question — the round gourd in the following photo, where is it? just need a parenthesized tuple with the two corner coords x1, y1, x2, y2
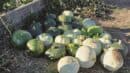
(82, 18, 96, 28)
(28, 21, 43, 37)
(64, 29, 81, 40)
(108, 40, 128, 57)
(12, 30, 32, 47)
(45, 43, 66, 60)
(71, 22, 83, 29)
(58, 15, 72, 23)
(44, 18, 57, 27)
(74, 16, 83, 25)
(37, 33, 53, 46)
(73, 29, 81, 36)
(101, 32, 112, 40)
(47, 27, 62, 37)
(81, 28, 88, 36)
(62, 10, 74, 17)
(3, 1, 18, 10)
(27, 39, 45, 56)
(99, 31, 112, 48)
(58, 24, 72, 32)
(64, 30, 74, 40)
(55, 35, 71, 45)
(99, 38, 112, 49)
(46, 13, 56, 19)
(87, 25, 103, 37)
(76, 46, 96, 68)
(73, 35, 86, 45)
(101, 50, 124, 72)
(67, 43, 79, 56)
(58, 56, 80, 73)
(82, 38, 102, 56)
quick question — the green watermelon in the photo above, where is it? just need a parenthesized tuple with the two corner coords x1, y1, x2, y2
(45, 43, 66, 60)
(12, 30, 32, 48)
(82, 18, 96, 28)
(47, 27, 63, 37)
(27, 39, 45, 56)
(58, 15, 72, 23)
(58, 24, 72, 32)
(37, 33, 53, 47)
(44, 18, 57, 27)
(67, 43, 79, 56)
(28, 21, 43, 37)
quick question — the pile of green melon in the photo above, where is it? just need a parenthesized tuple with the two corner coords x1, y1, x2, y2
(11, 10, 128, 73)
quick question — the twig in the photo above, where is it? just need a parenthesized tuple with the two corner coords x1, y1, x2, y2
(0, 17, 12, 35)
(0, 67, 11, 72)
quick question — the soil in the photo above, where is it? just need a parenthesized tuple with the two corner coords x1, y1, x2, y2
(0, 0, 130, 73)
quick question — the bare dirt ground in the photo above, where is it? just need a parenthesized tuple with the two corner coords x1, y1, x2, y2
(100, 0, 130, 49)
(0, 0, 130, 73)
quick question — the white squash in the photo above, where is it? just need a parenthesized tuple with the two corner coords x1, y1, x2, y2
(76, 46, 96, 68)
(82, 38, 102, 56)
(58, 15, 72, 23)
(99, 38, 112, 48)
(64, 30, 74, 40)
(37, 33, 53, 46)
(62, 10, 74, 17)
(58, 56, 80, 73)
(58, 10, 74, 23)
(82, 18, 96, 28)
(55, 35, 71, 45)
(64, 29, 81, 40)
(101, 32, 112, 40)
(101, 50, 124, 71)
(108, 40, 128, 57)
(73, 29, 81, 36)
(27, 39, 45, 56)
(73, 35, 86, 45)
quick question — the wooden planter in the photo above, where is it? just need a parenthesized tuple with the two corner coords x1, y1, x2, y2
(0, 0, 45, 29)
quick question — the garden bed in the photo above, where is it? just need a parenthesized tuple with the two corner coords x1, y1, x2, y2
(0, 27, 130, 73)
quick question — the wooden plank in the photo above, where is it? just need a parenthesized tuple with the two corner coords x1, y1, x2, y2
(0, 0, 45, 28)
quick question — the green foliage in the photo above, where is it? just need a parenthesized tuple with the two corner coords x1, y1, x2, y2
(87, 25, 103, 37)
(0, 0, 32, 11)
